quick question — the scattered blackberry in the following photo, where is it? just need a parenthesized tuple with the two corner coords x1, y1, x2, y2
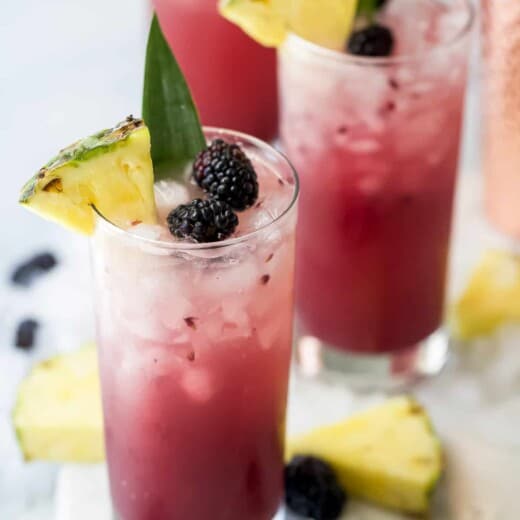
(347, 24, 394, 57)
(11, 252, 58, 287)
(285, 456, 347, 520)
(15, 319, 39, 350)
(167, 199, 238, 243)
(192, 139, 259, 211)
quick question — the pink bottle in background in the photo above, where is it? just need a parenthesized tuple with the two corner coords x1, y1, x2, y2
(153, 0, 278, 141)
(481, 0, 520, 238)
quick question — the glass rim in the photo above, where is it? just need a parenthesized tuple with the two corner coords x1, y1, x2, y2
(94, 127, 300, 252)
(283, 0, 475, 67)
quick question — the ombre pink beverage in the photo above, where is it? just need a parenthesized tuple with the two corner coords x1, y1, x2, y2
(280, 0, 474, 383)
(92, 130, 298, 519)
(153, 0, 278, 141)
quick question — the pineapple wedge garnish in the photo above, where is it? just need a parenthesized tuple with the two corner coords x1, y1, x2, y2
(287, 397, 442, 514)
(219, 0, 359, 49)
(20, 116, 156, 234)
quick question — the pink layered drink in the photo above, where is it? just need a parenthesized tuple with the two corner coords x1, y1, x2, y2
(92, 130, 298, 520)
(481, 0, 520, 237)
(153, 0, 278, 141)
(280, 0, 473, 356)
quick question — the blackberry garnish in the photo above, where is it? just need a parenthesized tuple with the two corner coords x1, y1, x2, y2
(347, 24, 394, 57)
(192, 139, 259, 211)
(285, 456, 347, 520)
(15, 319, 39, 350)
(11, 252, 58, 287)
(167, 199, 238, 243)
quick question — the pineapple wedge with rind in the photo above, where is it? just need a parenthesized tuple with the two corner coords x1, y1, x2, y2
(286, 397, 442, 514)
(451, 250, 520, 340)
(20, 117, 157, 235)
(219, 0, 286, 47)
(219, 0, 359, 50)
(13, 344, 104, 463)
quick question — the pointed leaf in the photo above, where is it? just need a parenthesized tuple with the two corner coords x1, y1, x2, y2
(142, 14, 206, 181)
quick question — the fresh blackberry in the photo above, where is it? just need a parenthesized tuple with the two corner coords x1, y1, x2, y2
(15, 319, 39, 350)
(347, 24, 394, 57)
(11, 252, 58, 287)
(192, 139, 259, 211)
(285, 456, 347, 520)
(377, 0, 388, 7)
(167, 199, 238, 243)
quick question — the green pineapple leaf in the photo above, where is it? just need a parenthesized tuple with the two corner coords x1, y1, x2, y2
(357, 0, 379, 22)
(142, 14, 206, 181)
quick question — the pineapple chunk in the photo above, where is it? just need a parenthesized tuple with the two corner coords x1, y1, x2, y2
(451, 250, 520, 340)
(13, 344, 104, 463)
(286, 397, 442, 514)
(219, 0, 359, 49)
(20, 117, 156, 235)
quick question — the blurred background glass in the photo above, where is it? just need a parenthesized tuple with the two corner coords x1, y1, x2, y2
(153, 0, 278, 141)
(280, 0, 474, 387)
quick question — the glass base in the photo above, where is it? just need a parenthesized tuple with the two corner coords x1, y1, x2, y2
(113, 505, 285, 519)
(294, 328, 450, 391)
(113, 510, 284, 520)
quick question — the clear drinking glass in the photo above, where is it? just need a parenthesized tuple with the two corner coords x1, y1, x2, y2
(481, 0, 520, 238)
(279, 0, 475, 387)
(91, 129, 299, 520)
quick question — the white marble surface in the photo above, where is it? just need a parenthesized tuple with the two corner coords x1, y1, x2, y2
(1, 0, 519, 519)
